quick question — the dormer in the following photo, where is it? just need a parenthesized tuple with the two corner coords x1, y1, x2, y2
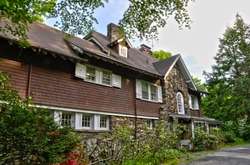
(107, 23, 131, 58)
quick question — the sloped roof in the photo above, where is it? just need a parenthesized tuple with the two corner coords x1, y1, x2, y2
(0, 21, 197, 89)
(153, 54, 180, 76)
(83, 31, 159, 75)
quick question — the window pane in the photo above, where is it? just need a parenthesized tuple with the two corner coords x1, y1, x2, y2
(61, 112, 74, 128)
(86, 67, 96, 82)
(177, 92, 184, 114)
(100, 115, 108, 128)
(142, 81, 149, 99)
(102, 71, 111, 85)
(150, 85, 158, 101)
(82, 114, 92, 128)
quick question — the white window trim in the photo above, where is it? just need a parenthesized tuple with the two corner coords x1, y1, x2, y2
(176, 92, 185, 115)
(75, 63, 122, 88)
(136, 79, 163, 103)
(119, 45, 128, 58)
(189, 94, 199, 110)
(55, 110, 110, 131)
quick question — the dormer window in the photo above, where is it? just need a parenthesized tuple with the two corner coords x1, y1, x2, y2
(119, 45, 128, 58)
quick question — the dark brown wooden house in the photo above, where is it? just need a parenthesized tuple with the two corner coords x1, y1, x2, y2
(0, 21, 218, 138)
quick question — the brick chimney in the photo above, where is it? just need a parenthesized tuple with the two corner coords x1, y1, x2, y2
(139, 44, 152, 55)
(107, 23, 123, 43)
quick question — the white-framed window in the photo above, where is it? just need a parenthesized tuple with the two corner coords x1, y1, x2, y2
(86, 66, 96, 82)
(54, 111, 75, 128)
(119, 45, 128, 58)
(189, 94, 199, 110)
(55, 111, 110, 131)
(99, 115, 109, 129)
(150, 85, 158, 101)
(102, 70, 112, 85)
(146, 119, 154, 129)
(176, 92, 185, 114)
(141, 81, 149, 100)
(75, 63, 121, 88)
(81, 114, 94, 129)
(136, 79, 162, 103)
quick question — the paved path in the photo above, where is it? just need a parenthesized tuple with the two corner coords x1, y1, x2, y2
(189, 146, 250, 165)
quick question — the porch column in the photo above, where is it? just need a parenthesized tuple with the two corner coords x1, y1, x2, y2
(205, 122, 209, 134)
(191, 120, 195, 139)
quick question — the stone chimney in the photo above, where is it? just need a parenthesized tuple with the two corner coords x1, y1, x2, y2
(107, 23, 123, 43)
(139, 44, 152, 55)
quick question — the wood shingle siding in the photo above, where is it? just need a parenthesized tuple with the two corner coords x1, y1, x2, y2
(0, 59, 29, 98)
(26, 63, 159, 117)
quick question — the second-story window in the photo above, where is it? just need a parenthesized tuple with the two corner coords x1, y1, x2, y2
(141, 81, 149, 100)
(86, 66, 96, 82)
(150, 85, 158, 101)
(136, 79, 162, 103)
(102, 71, 112, 85)
(176, 92, 185, 114)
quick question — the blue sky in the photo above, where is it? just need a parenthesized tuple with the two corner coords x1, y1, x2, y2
(46, 0, 250, 81)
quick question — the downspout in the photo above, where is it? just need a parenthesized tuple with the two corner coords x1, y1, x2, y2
(133, 79, 137, 139)
(26, 64, 32, 98)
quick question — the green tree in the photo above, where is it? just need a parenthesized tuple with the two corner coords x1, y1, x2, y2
(0, 0, 193, 40)
(0, 72, 81, 164)
(152, 50, 172, 60)
(203, 15, 250, 139)
(192, 76, 206, 91)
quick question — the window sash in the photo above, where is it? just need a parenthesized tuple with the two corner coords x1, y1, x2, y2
(86, 66, 96, 82)
(61, 112, 74, 128)
(100, 115, 108, 128)
(176, 92, 185, 114)
(102, 71, 111, 85)
(82, 114, 93, 128)
(141, 81, 149, 100)
(150, 85, 158, 101)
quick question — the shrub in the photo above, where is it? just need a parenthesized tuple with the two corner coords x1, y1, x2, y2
(0, 72, 82, 164)
(192, 128, 224, 151)
(86, 121, 182, 165)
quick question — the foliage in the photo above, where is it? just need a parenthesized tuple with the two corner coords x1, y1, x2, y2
(152, 50, 172, 60)
(1, 0, 193, 40)
(0, 0, 56, 39)
(192, 128, 224, 151)
(0, 72, 81, 164)
(202, 14, 250, 140)
(192, 76, 207, 92)
(85, 121, 184, 165)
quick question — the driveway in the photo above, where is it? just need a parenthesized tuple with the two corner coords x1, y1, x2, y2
(189, 145, 250, 165)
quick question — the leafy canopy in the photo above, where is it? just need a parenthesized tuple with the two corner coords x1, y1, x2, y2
(202, 14, 250, 140)
(0, 72, 81, 164)
(0, 0, 193, 40)
(152, 50, 172, 60)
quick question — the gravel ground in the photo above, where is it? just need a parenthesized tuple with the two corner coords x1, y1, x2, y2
(189, 146, 250, 165)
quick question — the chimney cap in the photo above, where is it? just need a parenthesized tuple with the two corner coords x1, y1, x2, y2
(140, 44, 151, 50)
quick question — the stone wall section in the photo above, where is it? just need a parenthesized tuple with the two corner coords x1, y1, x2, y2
(162, 65, 190, 116)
